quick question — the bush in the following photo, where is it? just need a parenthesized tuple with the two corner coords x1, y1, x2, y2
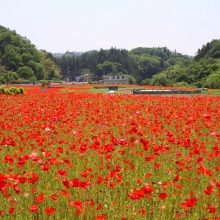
(0, 87, 24, 95)
(140, 78, 151, 85)
(150, 73, 168, 86)
(50, 78, 63, 83)
(0, 76, 6, 84)
(172, 81, 190, 87)
(129, 76, 136, 84)
(203, 72, 220, 89)
(39, 79, 49, 87)
(17, 87, 24, 94)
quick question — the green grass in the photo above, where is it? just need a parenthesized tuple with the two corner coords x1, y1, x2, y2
(201, 88, 220, 95)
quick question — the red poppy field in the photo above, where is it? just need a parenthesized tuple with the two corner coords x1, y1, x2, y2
(0, 86, 220, 219)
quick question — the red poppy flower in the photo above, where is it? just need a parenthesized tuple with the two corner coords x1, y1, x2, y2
(44, 207, 55, 216)
(9, 206, 15, 214)
(142, 185, 154, 194)
(158, 193, 168, 199)
(35, 193, 45, 203)
(71, 201, 82, 209)
(30, 205, 38, 213)
(95, 214, 107, 220)
(57, 170, 67, 176)
(207, 204, 217, 213)
(50, 194, 57, 200)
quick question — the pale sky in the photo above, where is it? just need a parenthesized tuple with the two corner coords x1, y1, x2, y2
(1, 0, 220, 56)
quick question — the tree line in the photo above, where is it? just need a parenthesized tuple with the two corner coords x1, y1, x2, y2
(55, 46, 191, 84)
(1, 24, 220, 88)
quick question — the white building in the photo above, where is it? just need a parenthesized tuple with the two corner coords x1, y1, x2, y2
(103, 75, 130, 84)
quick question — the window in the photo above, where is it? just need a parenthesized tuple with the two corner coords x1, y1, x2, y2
(117, 76, 119, 79)
(122, 76, 124, 79)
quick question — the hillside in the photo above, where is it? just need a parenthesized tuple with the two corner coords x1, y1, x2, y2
(0, 25, 61, 84)
(150, 39, 220, 88)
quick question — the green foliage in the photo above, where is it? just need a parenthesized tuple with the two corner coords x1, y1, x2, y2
(1, 45, 23, 70)
(81, 68, 91, 75)
(2, 24, 220, 87)
(50, 78, 63, 83)
(0, 76, 6, 84)
(0, 86, 24, 94)
(39, 50, 61, 80)
(10, 78, 31, 84)
(203, 72, 220, 88)
(154, 51, 220, 87)
(0, 25, 61, 81)
(194, 39, 220, 61)
(172, 81, 190, 87)
(96, 61, 128, 76)
(39, 79, 49, 87)
(138, 54, 161, 79)
(140, 78, 151, 85)
(17, 66, 34, 79)
(151, 73, 168, 86)
(0, 69, 19, 84)
(135, 75, 143, 85)
(128, 75, 136, 84)
(55, 46, 190, 84)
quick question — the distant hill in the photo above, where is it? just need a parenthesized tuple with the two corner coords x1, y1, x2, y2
(52, 51, 84, 58)
(52, 53, 64, 57)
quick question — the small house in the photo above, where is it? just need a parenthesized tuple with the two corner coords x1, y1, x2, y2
(103, 75, 130, 84)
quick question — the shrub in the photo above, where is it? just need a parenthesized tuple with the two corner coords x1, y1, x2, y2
(203, 72, 220, 89)
(172, 81, 190, 87)
(140, 78, 151, 85)
(129, 76, 136, 84)
(0, 87, 24, 95)
(40, 79, 49, 87)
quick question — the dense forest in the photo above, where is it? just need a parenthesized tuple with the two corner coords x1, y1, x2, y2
(0, 25, 61, 84)
(0, 24, 220, 88)
(55, 46, 191, 84)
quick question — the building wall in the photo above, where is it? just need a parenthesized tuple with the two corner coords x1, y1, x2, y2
(103, 75, 129, 84)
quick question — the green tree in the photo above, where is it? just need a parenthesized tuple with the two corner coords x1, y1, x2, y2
(141, 78, 151, 85)
(27, 61, 45, 80)
(81, 68, 91, 75)
(35, 63, 46, 80)
(129, 75, 136, 84)
(203, 72, 220, 88)
(17, 66, 34, 79)
(151, 73, 168, 86)
(1, 45, 23, 70)
(136, 75, 143, 85)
